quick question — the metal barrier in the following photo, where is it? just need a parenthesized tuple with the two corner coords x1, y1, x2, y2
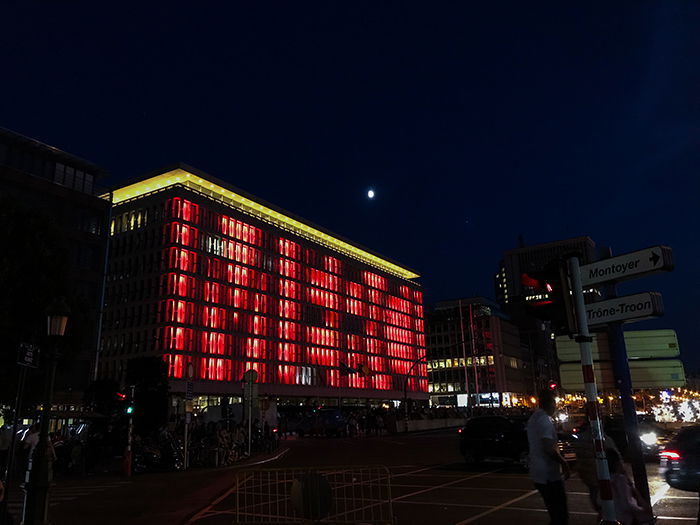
(230, 466, 394, 524)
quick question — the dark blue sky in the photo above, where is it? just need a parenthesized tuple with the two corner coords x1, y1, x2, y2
(2, 3, 699, 368)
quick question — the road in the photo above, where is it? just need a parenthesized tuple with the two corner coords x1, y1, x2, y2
(5, 428, 698, 524)
(189, 428, 699, 524)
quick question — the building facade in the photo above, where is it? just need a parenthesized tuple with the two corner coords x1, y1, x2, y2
(100, 165, 427, 404)
(425, 298, 531, 407)
(0, 128, 110, 402)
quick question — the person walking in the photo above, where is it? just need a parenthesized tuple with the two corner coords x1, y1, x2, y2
(526, 390, 570, 525)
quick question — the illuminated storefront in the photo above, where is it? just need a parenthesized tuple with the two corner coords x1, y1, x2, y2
(100, 165, 427, 401)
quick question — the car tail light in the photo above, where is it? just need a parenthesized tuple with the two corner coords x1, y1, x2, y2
(660, 450, 681, 460)
(458, 428, 463, 434)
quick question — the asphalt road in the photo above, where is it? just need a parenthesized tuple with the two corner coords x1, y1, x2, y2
(6, 428, 698, 524)
(189, 428, 699, 525)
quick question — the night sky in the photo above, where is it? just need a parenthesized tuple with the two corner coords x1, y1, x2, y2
(3, 3, 699, 368)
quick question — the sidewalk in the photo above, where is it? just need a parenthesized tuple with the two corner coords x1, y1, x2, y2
(6, 448, 289, 525)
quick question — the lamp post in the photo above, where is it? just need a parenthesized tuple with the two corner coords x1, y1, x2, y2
(22, 298, 70, 525)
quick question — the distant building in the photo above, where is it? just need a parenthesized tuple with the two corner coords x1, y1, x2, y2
(0, 127, 110, 401)
(494, 237, 599, 392)
(425, 298, 531, 407)
(100, 164, 427, 407)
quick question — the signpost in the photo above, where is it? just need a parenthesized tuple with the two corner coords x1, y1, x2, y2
(580, 246, 673, 287)
(563, 245, 673, 521)
(2, 344, 41, 520)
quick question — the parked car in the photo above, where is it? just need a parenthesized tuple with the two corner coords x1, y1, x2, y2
(659, 425, 700, 491)
(458, 415, 575, 469)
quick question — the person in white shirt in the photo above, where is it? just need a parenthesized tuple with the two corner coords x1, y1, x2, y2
(527, 390, 570, 525)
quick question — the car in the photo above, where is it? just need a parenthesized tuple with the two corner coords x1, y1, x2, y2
(601, 416, 670, 458)
(457, 415, 575, 469)
(659, 425, 700, 491)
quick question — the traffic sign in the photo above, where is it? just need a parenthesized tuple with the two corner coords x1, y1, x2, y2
(17, 343, 40, 368)
(580, 246, 673, 287)
(556, 329, 680, 362)
(586, 292, 663, 326)
(560, 359, 685, 391)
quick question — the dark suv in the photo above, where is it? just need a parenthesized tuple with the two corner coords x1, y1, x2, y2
(660, 425, 700, 491)
(459, 415, 575, 469)
(459, 416, 530, 467)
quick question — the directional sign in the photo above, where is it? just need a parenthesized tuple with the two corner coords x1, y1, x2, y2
(560, 359, 685, 391)
(556, 329, 680, 362)
(580, 246, 673, 287)
(586, 292, 663, 327)
(17, 343, 40, 368)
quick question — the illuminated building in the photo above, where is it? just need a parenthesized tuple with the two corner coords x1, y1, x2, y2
(0, 127, 110, 399)
(100, 164, 427, 402)
(425, 298, 531, 407)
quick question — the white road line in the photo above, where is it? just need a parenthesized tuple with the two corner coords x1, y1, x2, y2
(656, 517, 698, 522)
(186, 474, 252, 524)
(454, 489, 538, 525)
(651, 482, 670, 507)
(393, 469, 500, 502)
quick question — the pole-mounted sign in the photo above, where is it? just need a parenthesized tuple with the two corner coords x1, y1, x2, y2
(586, 292, 663, 326)
(580, 246, 673, 287)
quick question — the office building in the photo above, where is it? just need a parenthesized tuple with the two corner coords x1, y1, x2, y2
(0, 128, 110, 402)
(99, 164, 427, 405)
(425, 298, 531, 407)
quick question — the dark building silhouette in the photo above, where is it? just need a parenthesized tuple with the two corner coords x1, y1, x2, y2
(0, 128, 110, 403)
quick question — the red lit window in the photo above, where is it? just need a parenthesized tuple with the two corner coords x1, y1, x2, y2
(279, 299, 299, 320)
(164, 354, 184, 378)
(168, 248, 197, 272)
(368, 305, 381, 320)
(200, 357, 229, 381)
(325, 310, 339, 328)
(323, 256, 341, 275)
(279, 279, 301, 300)
(252, 293, 268, 313)
(278, 238, 301, 259)
(363, 271, 387, 291)
(413, 290, 423, 304)
(278, 258, 300, 279)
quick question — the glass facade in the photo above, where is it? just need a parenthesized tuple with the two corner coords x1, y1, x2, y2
(103, 172, 426, 399)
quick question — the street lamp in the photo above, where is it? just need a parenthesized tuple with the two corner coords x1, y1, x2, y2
(23, 297, 70, 525)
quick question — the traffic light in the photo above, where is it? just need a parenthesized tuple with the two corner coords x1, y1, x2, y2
(125, 403, 135, 415)
(521, 260, 577, 336)
(548, 381, 558, 391)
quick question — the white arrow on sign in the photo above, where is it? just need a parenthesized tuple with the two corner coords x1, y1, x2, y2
(580, 246, 673, 287)
(587, 292, 664, 326)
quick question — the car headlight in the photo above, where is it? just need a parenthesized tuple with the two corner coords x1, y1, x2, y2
(640, 432, 657, 446)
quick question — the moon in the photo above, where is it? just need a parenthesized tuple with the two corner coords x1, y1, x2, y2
(367, 189, 375, 199)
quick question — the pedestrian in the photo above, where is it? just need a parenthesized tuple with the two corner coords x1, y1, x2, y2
(572, 420, 619, 514)
(606, 449, 652, 525)
(526, 390, 570, 525)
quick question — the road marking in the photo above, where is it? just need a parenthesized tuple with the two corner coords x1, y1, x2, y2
(454, 489, 538, 524)
(656, 518, 698, 522)
(393, 469, 501, 502)
(651, 482, 670, 507)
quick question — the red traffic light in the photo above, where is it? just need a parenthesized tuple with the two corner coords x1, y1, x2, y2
(548, 382, 558, 391)
(116, 392, 126, 401)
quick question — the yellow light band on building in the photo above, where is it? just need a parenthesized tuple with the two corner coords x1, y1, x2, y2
(109, 169, 420, 280)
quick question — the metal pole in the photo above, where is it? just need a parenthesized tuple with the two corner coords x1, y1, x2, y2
(22, 347, 58, 525)
(124, 385, 134, 477)
(568, 256, 617, 525)
(458, 301, 471, 413)
(608, 321, 652, 509)
(183, 411, 189, 470)
(92, 192, 113, 382)
(468, 304, 479, 408)
(247, 393, 252, 457)
(1, 365, 27, 525)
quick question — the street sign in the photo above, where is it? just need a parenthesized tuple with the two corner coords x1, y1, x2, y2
(185, 381, 193, 401)
(580, 246, 673, 287)
(556, 329, 680, 362)
(17, 343, 40, 368)
(560, 359, 685, 391)
(586, 292, 663, 327)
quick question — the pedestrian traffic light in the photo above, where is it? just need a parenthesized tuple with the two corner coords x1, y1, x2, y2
(521, 260, 577, 336)
(125, 404, 135, 415)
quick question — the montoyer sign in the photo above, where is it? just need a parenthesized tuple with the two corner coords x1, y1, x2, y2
(580, 246, 673, 287)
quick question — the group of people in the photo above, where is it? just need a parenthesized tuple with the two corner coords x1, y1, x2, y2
(527, 390, 653, 525)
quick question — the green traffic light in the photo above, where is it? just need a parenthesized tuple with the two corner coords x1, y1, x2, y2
(126, 405, 134, 414)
